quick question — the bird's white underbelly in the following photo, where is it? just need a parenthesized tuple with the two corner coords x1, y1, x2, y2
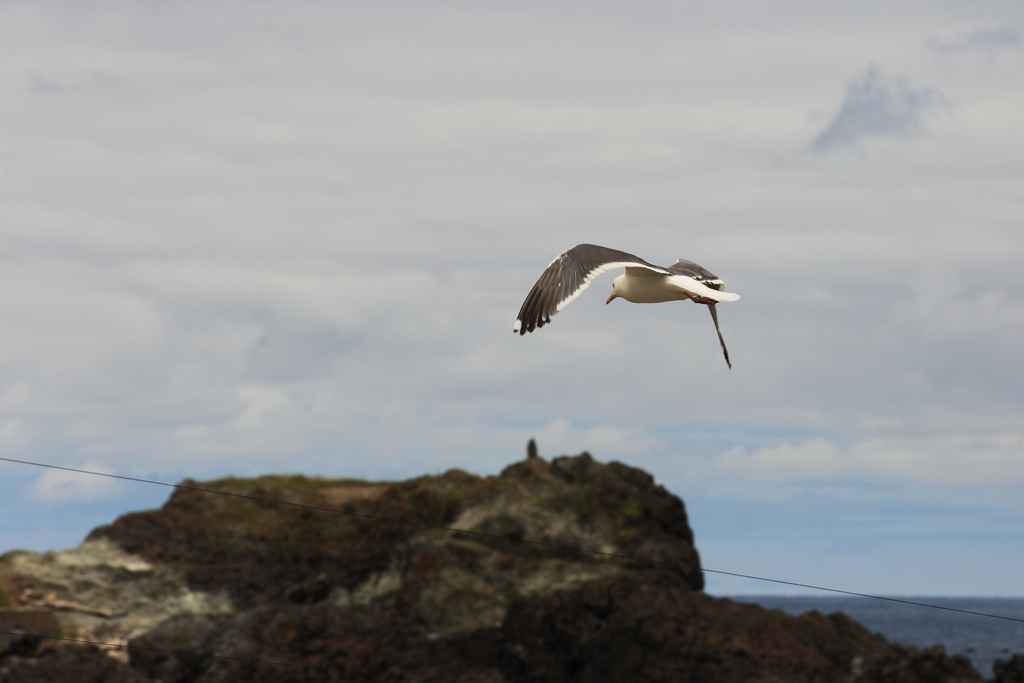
(617, 274, 692, 304)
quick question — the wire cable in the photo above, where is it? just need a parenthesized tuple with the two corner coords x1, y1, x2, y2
(2, 455, 1023, 625)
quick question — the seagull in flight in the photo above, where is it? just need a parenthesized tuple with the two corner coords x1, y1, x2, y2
(513, 244, 740, 368)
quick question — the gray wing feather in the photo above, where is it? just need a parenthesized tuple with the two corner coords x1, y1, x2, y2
(667, 259, 726, 291)
(514, 244, 668, 334)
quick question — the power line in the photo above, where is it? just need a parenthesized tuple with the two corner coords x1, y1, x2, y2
(2, 455, 1023, 625)
(697, 569, 1024, 620)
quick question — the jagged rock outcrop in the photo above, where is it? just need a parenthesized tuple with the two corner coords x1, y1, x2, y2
(0, 452, 1008, 682)
(994, 655, 1024, 683)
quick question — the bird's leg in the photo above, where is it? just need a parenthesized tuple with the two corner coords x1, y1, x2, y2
(691, 295, 719, 305)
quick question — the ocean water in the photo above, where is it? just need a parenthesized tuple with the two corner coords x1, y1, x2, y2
(733, 596, 1024, 678)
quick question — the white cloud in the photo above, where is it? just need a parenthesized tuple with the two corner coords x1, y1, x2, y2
(928, 26, 1021, 56)
(28, 463, 125, 503)
(715, 433, 1024, 484)
(0, 1, 1020, 491)
(528, 419, 663, 460)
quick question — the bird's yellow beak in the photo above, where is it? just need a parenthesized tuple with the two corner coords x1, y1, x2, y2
(605, 293, 614, 304)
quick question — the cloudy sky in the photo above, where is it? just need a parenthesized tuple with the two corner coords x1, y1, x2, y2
(1, 1, 1022, 598)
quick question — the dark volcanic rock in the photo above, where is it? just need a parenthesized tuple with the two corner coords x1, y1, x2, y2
(994, 655, 1024, 683)
(85, 452, 704, 611)
(0, 452, 998, 683)
(0, 610, 58, 656)
(0, 643, 149, 683)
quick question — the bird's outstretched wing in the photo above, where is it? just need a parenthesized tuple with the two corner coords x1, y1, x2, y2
(664, 259, 738, 302)
(513, 244, 669, 334)
(666, 258, 724, 283)
(666, 259, 729, 293)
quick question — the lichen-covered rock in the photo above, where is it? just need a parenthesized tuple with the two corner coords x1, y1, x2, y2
(0, 538, 231, 650)
(0, 452, 1002, 683)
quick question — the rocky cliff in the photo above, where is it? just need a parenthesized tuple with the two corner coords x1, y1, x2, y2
(1, 451, 1018, 683)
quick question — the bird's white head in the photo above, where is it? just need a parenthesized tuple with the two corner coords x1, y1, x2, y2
(606, 276, 623, 304)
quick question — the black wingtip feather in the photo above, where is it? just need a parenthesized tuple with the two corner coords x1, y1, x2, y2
(707, 303, 731, 369)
